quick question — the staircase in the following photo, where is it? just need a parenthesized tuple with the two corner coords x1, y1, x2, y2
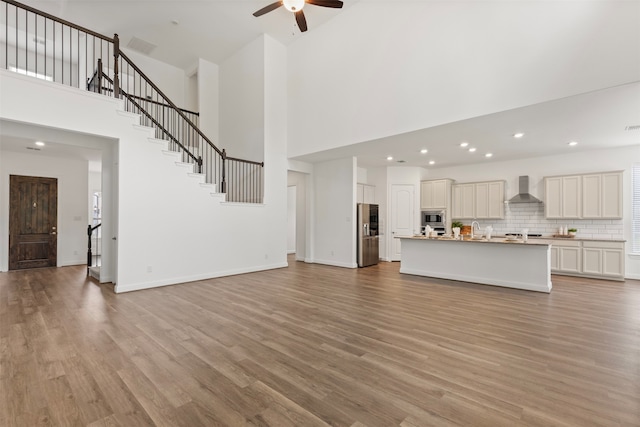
(2, 0, 268, 280)
(1, 0, 263, 204)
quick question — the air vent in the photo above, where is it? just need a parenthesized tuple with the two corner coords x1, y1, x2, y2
(625, 125, 640, 131)
(127, 37, 157, 55)
(26, 147, 41, 151)
(396, 160, 406, 163)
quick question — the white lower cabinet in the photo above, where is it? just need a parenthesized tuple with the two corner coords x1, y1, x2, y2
(551, 240, 582, 274)
(551, 239, 624, 280)
(582, 248, 603, 276)
(582, 241, 624, 278)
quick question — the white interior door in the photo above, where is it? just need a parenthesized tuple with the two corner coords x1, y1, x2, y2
(391, 184, 415, 261)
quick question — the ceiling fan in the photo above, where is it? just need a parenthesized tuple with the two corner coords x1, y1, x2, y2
(253, 0, 344, 32)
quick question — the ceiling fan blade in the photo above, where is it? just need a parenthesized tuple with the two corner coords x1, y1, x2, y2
(306, 0, 343, 8)
(295, 10, 308, 32)
(253, 1, 283, 17)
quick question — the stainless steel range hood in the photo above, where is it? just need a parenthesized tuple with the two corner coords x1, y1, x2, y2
(508, 176, 542, 203)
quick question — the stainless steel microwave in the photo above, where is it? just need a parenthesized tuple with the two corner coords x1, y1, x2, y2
(421, 210, 445, 226)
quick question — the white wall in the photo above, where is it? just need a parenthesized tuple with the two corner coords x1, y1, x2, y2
(0, 69, 288, 291)
(424, 145, 640, 279)
(120, 48, 187, 108)
(220, 38, 265, 162)
(313, 157, 357, 268)
(287, 1, 640, 158)
(0, 151, 89, 269)
(197, 58, 220, 143)
(261, 35, 289, 261)
(287, 185, 296, 254)
(357, 167, 367, 183)
(185, 71, 198, 113)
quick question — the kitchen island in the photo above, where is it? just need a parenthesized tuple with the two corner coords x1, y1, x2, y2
(399, 237, 552, 293)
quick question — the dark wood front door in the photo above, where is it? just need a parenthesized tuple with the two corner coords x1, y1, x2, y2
(9, 175, 58, 270)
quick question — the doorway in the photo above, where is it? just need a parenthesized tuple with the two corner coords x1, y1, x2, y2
(9, 175, 58, 270)
(287, 185, 296, 254)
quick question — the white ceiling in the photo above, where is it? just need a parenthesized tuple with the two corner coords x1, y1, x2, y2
(0, 120, 109, 172)
(9, 1, 640, 170)
(23, 0, 355, 68)
(291, 82, 640, 168)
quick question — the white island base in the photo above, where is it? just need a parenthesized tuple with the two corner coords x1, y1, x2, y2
(399, 237, 552, 293)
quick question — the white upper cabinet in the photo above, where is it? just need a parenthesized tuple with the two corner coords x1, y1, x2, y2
(452, 180, 504, 219)
(562, 175, 582, 219)
(474, 182, 489, 218)
(601, 172, 623, 218)
(582, 174, 602, 218)
(487, 181, 505, 218)
(545, 171, 622, 219)
(545, 177, 562, 218)
(420, 179, 452, 210)
(357, 184, 376, 204)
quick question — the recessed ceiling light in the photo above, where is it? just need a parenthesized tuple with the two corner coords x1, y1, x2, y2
(386, 156, 393, 161)
(429, 160, 435, 165)
(568, 141, 578, 146)
(420, 149, 428, 154)
(468, 147, 476, 152)
(485, 153, 493, 158)
(513, 133, 525, 138)
(460, 142, 469, 148)
(35, 141, 45, 146)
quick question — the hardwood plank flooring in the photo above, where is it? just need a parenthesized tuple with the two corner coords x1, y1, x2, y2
(1, 257, 639, 426)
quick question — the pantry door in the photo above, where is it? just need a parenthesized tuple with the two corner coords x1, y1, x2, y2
(9, 175, 58, 270)
(390, 184, 414, 261)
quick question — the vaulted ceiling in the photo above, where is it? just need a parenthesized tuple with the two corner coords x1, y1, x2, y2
(9, 0, 640, 169)
(21, 0, 356, 68)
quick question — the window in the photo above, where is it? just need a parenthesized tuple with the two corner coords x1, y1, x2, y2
(633, 164, 640, 254)
(9, 65, 53, 81)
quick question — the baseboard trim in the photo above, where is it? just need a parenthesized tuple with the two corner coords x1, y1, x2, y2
(311, 259, 358, 269)
(114, 262, 288, 293)
(400, 267, 552, 293)
(58, 260, 86, 267)
(287, 250, 296, 254)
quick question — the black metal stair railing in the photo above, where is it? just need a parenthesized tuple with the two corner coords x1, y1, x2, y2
(1, 0, 264, 203)
(87, 223, 101, 274)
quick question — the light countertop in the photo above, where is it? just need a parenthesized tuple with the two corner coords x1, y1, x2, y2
(402, 236, 551, 246)
(405, 235, 626, 243)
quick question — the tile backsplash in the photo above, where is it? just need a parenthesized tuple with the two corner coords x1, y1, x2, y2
(467, 202, 623, 240)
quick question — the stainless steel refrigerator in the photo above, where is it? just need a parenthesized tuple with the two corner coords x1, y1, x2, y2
(357, 203, 379, 267)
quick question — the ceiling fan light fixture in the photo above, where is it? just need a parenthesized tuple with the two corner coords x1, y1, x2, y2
(283, 0, 305, 12)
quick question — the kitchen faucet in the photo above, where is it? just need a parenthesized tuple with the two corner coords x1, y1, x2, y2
(471, 221, 480, 238)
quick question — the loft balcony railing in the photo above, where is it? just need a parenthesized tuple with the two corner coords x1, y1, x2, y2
(0, 0, 264, 203)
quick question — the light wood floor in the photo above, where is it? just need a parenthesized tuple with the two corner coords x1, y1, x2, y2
(1, 257, 639, 426)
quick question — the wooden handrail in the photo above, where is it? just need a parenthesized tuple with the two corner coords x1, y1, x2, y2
(226, 156, 264, 167)
(118, 51, 223, 157)
(101, 74, 200, 166)
(96, 85, 199, 117)
(5, 0, 265, 202)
